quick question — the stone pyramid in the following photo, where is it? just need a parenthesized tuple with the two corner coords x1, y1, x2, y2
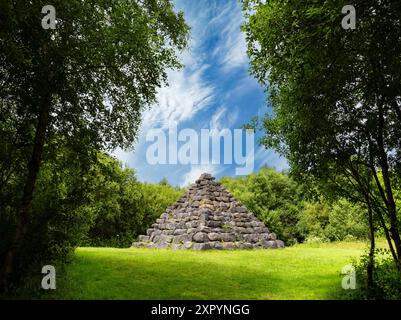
(132, 173, 284, 250)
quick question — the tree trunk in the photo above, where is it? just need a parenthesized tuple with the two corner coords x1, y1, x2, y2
(375, 103, 401, 274)
(366, 198, 375, 297)
(0, 98, 50, 292)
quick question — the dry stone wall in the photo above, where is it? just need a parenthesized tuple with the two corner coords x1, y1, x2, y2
(132, 173, 284, 250)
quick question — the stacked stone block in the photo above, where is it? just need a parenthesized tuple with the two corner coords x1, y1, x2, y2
(132, 173, 284, 250)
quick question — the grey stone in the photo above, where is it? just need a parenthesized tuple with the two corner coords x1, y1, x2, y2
(199, 226, 211, 233)
(234, 234, 244, 241)
(262, 240, 278, 249)
(185, 221, 198, 228)
(172, 234, 191, 243)
(253, 227, 264, 233)
(133, 173, 284, 250)
(208, 232, 221, 241)
(138, 235, 150, 241)
(207, 221, 221, 228)
(220, 233, 235, 242)
(155, 242, 169, 249)
(175, 223, 187, 229)
(173, 229, 187, 235)
(236, 227, 247, 233)
(243, 234, 261, 243)
(159, 234, 173, 243)
(192, 243, 211, 251)
(183, 241, 193, 249)
(187, 228, 199, 234)
(131, 242, 144, 247)
(221, 242, 235, 250)
(239, 242, 253, 249)
(193, 232, 208, 243)
(209, 242, 223, 249)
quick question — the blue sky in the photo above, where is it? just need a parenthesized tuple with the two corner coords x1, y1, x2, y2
(114, 0, 288, 186)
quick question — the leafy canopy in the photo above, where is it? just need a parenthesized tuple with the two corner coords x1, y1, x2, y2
(0, 0, 189, 150)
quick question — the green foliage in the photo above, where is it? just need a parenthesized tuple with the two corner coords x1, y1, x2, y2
(325, 199, 367, 241)
(139, 182, 184, 234)
(0, 138, 97, 294)
(242, 0, 401, 190)
(78, 154, 184, 247)
(81, 153, 145, 247)
(221, 166, 302, 245)
(242, 0, 401, 279)
(296, 200, 330, 242)
(221, 167, 368, 245)
(353, 249, 401, 300)
(297, 198, 368, 242)
(1, 0, 190, 150)
(0, 0, 189, 291)
(0, 146, 183, 293)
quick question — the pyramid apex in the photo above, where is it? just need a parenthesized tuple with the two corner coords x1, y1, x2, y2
(198, 173, 215, 180)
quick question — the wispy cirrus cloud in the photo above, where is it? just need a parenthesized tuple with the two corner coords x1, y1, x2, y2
(210, 1, 248, 73)
(113, 0, 285, 186)
(209, 105, 239, 130)
(143, 64, 214, 130)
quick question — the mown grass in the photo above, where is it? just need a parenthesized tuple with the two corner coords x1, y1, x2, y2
(46, 240, 387, 300)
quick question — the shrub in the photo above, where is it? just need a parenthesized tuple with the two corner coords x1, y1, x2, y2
(0, 142, 96, 294)
(352, 249, 401, 300)
(304, 236, 329, 244)
(296, 198, 368, 243)
(221, 166, 302, 244)
(82, 157, 184, 247)
(221, 167, 369, 245)
(296, 200, 330, 241)
(324, 199, 368, 241)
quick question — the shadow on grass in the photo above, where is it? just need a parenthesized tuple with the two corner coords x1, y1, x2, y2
(51, 249, 352, 300)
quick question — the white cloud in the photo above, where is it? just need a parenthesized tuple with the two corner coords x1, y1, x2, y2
(210, 1, 249, 73)
(140, 1, 219, 131)
(113, 0, 275, 186)
(210, 105, 239, 130)
(219, 26, 248, 72)
(210, 105, 226, 129)
(180, 164, 224, 187)
(142, 65, 214, 131)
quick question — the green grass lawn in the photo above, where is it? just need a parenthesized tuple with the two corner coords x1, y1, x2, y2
(48, 241, 386, 300)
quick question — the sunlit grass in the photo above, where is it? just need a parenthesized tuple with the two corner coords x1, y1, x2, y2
(45, 240, 383, 300)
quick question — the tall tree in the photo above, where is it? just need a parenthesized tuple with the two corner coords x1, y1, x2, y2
(241, 0, 401, 275)
(0, 0, 189, 291)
